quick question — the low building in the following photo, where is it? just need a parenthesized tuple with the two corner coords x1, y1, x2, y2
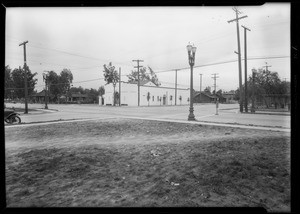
(193, 92, 215, 103)
(30, 90, 55, 103)
(30, 90, 47, 103)
(102, 81, 190, 106)
(222, 92, 236, 103)
(70, 93, 89, 103)
(194, 91, 227, 103)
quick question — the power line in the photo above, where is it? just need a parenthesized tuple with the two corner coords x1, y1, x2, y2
(153, 55, 289, 74)
(5, 77, 105, 90)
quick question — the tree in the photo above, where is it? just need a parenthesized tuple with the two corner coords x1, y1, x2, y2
(127, 67, 149, 83)
(98, 86, 105, 97)
(204, 86, 211, 94)
(5, 66, 14, 99)
(59, 68, 73, 95)
(11, 65, 37, 99)
(46, 71, 60, 102)
(148, 66, 161, 86)
(68, 86, 85, 95)
(243, 68, 288, 108)
(127, 66, 161, 86)
(103, 62, 119, 106)
(114, 91, 119, 105)
(98, 86, 105, 105)
(216, 89, 222, 96)
(87, 88, 99, 103)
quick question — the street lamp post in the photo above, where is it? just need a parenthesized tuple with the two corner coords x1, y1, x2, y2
(43, 71, 49, 109)
(187, 43, 197, 121)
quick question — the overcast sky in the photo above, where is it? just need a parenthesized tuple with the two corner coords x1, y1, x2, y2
(5, 3, 290, 92)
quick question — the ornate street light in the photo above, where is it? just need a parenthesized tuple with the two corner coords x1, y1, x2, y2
(43, 71, 49, 109)
(187, 43, 197, 121)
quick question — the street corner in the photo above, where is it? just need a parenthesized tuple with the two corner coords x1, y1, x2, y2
(18, 108, 59, 115)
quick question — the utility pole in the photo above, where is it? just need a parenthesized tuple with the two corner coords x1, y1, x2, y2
(175, 69, 178, 105)
(119, 67, 121, 106)
(199, 74, 203, 103)
(211, 73, 219, 102)
(263, 62, 272, 72)
(212, 73, 219, 115)
(242, 25, 251, 113)
(175, 69, 178, 106)
(19, 41, 29, 114)
(132, 59, 143, 106)
(251, 69, 256, 113)
(228, 7, 247, 113)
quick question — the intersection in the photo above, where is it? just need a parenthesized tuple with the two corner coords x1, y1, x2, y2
(5, 103, 290, 131)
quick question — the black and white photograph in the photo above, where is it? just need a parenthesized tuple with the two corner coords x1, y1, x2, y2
(4, 3, 291, 212)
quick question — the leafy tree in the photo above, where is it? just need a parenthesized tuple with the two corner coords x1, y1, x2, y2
(103, 62, 119, 106)
(127, 66, 161, 86)
(216, 89, 223, 96)
(89, 88, 100, 103)
(46, 71, 60, 102)
(5, 66, 14, 99)
(204, 86, 211, 94)
(148, 66, 161, 86)
(98, 86, 105, 105)
(11, 65, 37, 99)
(59, 68, 73, 95)
(114, 91, 119, 105)
(98, 86, 105, 97)
(243, 68, 289, 108)
(68, 86, 85, 95)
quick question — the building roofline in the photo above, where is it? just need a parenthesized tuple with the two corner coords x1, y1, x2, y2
(118, 81, 189, 91)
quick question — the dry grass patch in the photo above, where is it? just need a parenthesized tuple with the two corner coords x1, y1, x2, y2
(5, 118, 290, 211)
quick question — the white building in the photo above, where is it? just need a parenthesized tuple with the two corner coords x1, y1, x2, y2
(101, 80, 190, 106)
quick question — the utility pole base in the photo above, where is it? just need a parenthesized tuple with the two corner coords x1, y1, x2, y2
(239, 104, 243, 113)
(188, 108, 196, 121)
(188, 115, 196, 121)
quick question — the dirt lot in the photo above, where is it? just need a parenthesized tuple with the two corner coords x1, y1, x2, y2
(5, 118, 290, 211)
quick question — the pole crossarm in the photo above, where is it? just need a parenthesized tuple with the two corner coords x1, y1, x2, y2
(227, 15, 248, 23)
(241, 25, 251, 31)
(19, 41, 28, 46)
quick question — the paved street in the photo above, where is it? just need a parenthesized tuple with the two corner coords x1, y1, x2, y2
(5, 103, 290, 130)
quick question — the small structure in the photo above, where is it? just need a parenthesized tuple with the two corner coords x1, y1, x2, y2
(30, 90, 47, 103)
(103, 81, 190, 106)
(193, 92, 215, 103)
(222, 92, 236, 103)
(70, 93, 89, 103)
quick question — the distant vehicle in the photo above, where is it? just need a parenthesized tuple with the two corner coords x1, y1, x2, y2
(4, 108, 21, 124)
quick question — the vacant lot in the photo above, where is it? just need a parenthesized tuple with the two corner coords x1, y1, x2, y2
(5, 118, 290, 211)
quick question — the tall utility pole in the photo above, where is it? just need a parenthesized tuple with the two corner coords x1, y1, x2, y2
(263, 62, 272, 72)
(175, 69, 178, 105)
(211, 73, 219, 102)
(132, 59, 143, 106)
(251, 69, 256, 113)
(119, 67, 121, 106)
(242, 25, 251, 113)
(19, 41, 29, 114)
(228, 7, 247, 113)
(199, 74, 203, 103)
